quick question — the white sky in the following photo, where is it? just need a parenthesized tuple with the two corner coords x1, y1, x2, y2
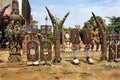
(29, 0, 120, 28)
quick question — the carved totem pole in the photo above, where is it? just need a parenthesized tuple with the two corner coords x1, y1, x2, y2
(108, 34, 117, 61)
(40, 17, 52, 63)
(5, 0, 25, 62)
(46, 7, 70, 63)
(117, 35, 120, 58)
(92, 12, 108, 61)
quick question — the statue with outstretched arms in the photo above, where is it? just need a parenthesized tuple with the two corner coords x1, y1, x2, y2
(46, 7, 70, 63)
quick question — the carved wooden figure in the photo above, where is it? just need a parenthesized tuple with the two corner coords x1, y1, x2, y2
(27, 41, 39, 61)
(62, 31, 72, 52)
(92, 12, 108, 61)
(91, 21, 100, 51)
(40, 40, 52, 61)
(108, 34, 117, 61)
(46, 7, 70, 63)
(117, 35, 120, 58)
(5, 0, 25, 62)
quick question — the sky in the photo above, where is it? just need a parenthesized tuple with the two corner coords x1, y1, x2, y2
(29, 0, 120, 28)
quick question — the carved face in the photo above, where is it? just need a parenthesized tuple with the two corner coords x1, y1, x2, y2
(65, 33, 70, 39)
(102, 22, 107, 28)
(75, 25, 80, 29)
(93, 21, 97, 27)
(85, 22, 90, 28)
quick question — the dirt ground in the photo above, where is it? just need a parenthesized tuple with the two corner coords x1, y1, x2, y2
(0, 49, 120, 80)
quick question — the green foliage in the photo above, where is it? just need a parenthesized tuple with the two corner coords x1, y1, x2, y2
(88, 16, 103, 29)
(62, 27, 71, 31)
(47, 32, 54, 42)
(32, 20, 38, 25)
(88, 16, 103, 24)
(107, 16, 120, 34)
(37, 28, 54, 42)
(108, 16, 120, 25)
(107, 24, 116, 34)
(37, 29, 41, 33)
(55, 16, 60, 25)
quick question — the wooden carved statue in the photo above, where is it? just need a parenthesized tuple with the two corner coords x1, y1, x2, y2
(91, 21, 100, 51)
(46, 7, 70, 63)
(108, 34, 117, 61)
(5, 0, 25, 62)
(117, 35, 120, 58)
(92, 12, 108, 61)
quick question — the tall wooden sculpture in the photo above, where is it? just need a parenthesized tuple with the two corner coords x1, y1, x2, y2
(117, 35, 120, 58)
(92, 12, 108, 61)
(5, 0, 25, 62)
(45, 7, 70, 63)
(108, 34, 117, 61)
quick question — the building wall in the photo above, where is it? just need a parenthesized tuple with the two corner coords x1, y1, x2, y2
(22, 0, 31, 25)
(0, 0, 12, 14)
(0, 0, 31, 24)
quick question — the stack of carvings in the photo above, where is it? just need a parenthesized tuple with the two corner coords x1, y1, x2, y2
(5, 0, 25, 63)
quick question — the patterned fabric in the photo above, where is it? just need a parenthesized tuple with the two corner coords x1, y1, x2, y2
(70, 28, 80, 44)
(81, 28, 91, 44)
(117, 44, 120, 58)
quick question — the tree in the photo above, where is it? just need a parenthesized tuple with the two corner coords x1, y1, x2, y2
(47, 32, 54, 42)
(87, 16, 103, 29)
(107, 16, 120, 34)
(37, 28, 41, 33)
(32, 20, 38, 25)
(62, 27, 71, 31)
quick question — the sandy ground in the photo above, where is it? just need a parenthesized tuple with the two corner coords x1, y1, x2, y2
(0, 49, 120, 80)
